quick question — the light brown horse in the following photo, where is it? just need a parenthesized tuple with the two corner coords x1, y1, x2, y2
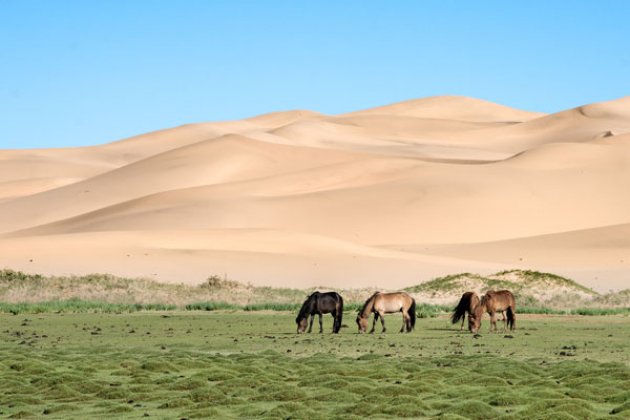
(356, 292, 416, 333)
(470, 290, 516, 333)
(451, 291, 480, 332)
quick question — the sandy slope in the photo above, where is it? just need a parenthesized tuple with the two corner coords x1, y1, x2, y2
(1, 95, 629, 292)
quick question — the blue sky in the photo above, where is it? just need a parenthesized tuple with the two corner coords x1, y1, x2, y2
(1, 1, 630, 149)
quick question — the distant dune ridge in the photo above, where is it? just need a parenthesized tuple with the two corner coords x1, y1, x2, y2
(1, 95, 630, 291)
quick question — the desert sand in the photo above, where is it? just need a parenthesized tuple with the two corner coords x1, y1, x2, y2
(1, 96, 630, 291)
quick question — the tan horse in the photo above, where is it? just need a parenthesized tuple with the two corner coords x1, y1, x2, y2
(451, 291, 480, 332)
(356, 292, 416, 333)
(470, 290, 516, 333)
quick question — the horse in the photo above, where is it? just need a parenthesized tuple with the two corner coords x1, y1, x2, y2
(296, 291, 344, 334)
(356, 292, 416, 333)
(470, 290, 516, 333)
(451, 291, 480, 332)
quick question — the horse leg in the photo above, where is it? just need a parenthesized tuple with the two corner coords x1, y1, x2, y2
(331, 310, 337, 333)
(318, 313, 323, 333)
(461, 315, 465, 331)
(379, 311, 387, 333)
(511, 305, 516, 331)
(490, 312, 497, 332)
(400, 312, 408, 333)
(307, 314, 314, 333)
(370, 312, 378, 334)
(501, 311, 507, 332)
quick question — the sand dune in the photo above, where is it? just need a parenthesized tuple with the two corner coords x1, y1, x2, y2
(1, 95, 629, 291)
(343, 95, 545, 122)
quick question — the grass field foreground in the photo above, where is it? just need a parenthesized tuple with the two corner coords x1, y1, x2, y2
(1, 311, 629, 419)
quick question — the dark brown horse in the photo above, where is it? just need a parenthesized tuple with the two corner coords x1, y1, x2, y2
(356, 292, 416, 333)
(296, 291, 344, 333)
(470, 290, 516, 333)
(451, 291, 480, 332)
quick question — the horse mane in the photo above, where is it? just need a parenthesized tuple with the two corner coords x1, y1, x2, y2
(296, 292, 319, 321)
(358, 292, 380, 317)
(469, 293, 486, 317)
(480, 293, 489, 306)
(451, 292, 475, 324)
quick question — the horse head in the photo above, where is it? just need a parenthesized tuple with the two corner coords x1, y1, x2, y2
(469, 295, 487, 333)
(356, 314, 369, 333)
(296, 315, 308, 333)
(296, 293, 317, 333)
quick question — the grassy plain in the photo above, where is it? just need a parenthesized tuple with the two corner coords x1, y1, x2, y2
(1, 311, 629, 419)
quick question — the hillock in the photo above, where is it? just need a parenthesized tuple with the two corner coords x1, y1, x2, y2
(405, 269, 606, 309)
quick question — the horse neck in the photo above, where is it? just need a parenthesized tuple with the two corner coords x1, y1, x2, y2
(297, 298, 313, 320)
(474, 297, 487, 316)
(359, 294, 377, 318)
(470, 294, 480, 311)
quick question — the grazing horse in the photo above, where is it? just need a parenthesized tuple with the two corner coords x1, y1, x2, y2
(451, 291, 480, 332)
(470, 290, 516, 333)
(296, 291, 344, 334)
(356, 292, 416, 334)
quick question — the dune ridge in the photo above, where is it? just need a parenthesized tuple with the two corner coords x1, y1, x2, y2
(1, 95, 629, 291)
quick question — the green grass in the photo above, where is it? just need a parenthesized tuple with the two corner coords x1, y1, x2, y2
(518, 306, 630, 316)
(0, 299, 177, 315)
(2, 299, 630, 317)
(0, 299, 363, 315)
(569, 307, 630, 316)
(0, 311, 629, 419)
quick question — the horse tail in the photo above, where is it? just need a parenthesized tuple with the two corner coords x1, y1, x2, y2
(451, 293, 470, 325)
(407, 298, 417, 331)
(334, 294, 344, 333)
(506, 302, 516, 331)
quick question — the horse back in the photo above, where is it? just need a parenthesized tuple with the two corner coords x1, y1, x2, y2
(485, 290, 515, 311)
(314, 292, 342, 314)
(374, 291, 412, 313)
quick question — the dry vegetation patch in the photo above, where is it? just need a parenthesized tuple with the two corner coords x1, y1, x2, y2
(0, 269, 628, 313)
(404, 269, 627, 310)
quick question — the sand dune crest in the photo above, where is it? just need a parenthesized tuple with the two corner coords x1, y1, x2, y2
(1, 95, 629, 291)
